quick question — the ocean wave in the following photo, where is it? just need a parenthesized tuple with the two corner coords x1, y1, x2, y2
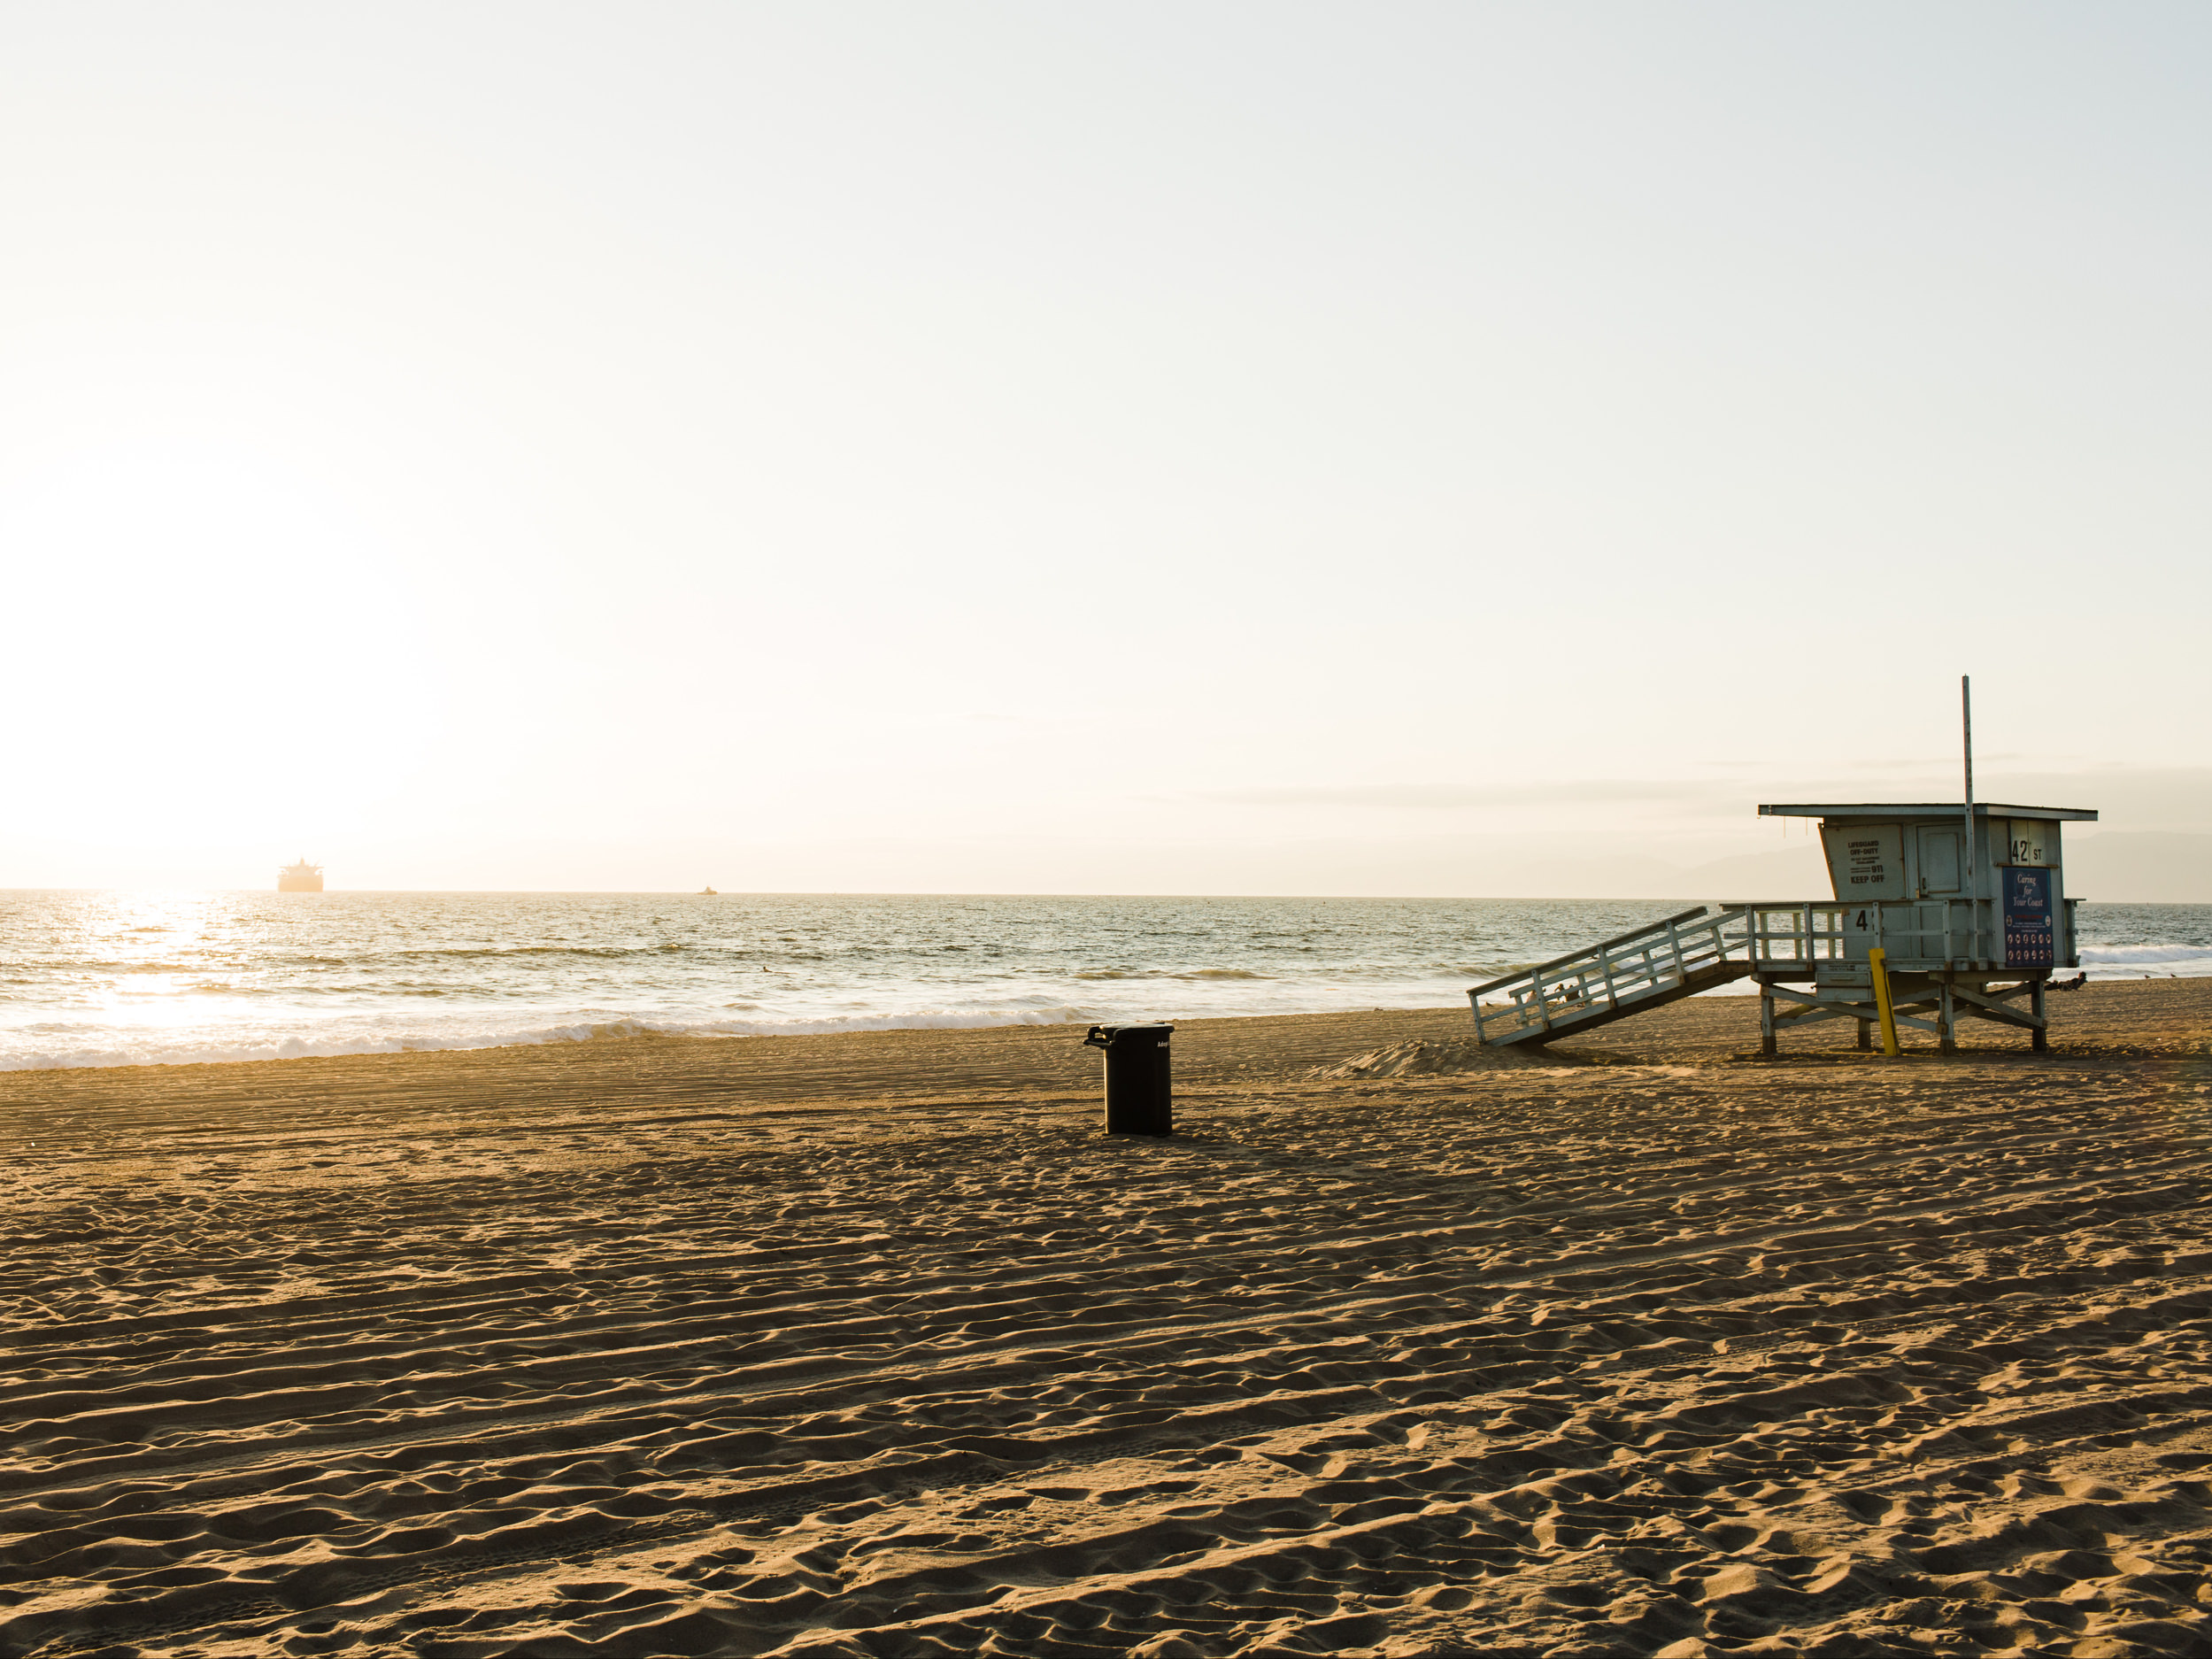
(1073, 967, 1274, 982)
(2077, 943, 2212, 976)
(386, 943, 705, 961)
(8, 891, 2203, 1072)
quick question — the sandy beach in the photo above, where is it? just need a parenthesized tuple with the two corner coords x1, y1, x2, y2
(5, 982, 2211, 1657)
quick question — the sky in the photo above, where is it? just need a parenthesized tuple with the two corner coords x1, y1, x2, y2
(3, 3, 2208, 897)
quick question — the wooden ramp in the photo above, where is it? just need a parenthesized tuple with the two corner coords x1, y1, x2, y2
(1470, 905, 1764, 1046)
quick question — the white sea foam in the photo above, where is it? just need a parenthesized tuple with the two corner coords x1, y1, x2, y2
(0, 1006, 1104, 1072)
(4, 891, 2205, 1071)
(2077, 942, 2212, 977)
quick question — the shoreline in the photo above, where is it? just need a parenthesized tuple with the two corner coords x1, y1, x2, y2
(10, 889, 2207, 1077)
(9, 964, 2212, 1078)
(6, 976, 2204, 1105)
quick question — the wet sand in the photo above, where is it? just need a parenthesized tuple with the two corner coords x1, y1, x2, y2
(5, 981, 2212, 1657)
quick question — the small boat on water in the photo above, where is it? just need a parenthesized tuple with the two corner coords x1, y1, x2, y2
(699, 885, 719, 895)
(278, 858, 324, 893)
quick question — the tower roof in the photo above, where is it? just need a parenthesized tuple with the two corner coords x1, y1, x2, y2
(1756, 802, 2097, 822)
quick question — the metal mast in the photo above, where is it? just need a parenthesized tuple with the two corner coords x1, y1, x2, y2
(1962, 675, 1976, 963)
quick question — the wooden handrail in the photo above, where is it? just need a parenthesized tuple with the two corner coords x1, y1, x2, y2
(1468, 896, 2026, 1043)
(1467, 905, 1711, 996)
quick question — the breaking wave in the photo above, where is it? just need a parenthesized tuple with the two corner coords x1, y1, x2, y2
(2077, 942, 2212, 977)
(4, 891, 2205, 1072)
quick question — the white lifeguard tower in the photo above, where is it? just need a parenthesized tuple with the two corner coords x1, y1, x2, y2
(1469, 682, 2094, 1055)
(1737, 800, 2092, 1053)
(1468, 799, 2092, 1053)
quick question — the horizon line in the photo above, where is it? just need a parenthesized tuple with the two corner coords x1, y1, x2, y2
(4, 885, 2203, 906)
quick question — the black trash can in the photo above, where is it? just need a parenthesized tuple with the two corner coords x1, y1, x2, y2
(1083, 1022, 1173, 1135)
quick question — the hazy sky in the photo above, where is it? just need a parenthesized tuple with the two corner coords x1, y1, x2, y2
(4, 3, 2207, 894)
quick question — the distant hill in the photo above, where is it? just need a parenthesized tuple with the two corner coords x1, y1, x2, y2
(1661, 845, 1833, 900)
(1653, 834, 2212, 905)
(2056, 833, 2212, 904)
(1467, 834, 2212, 905)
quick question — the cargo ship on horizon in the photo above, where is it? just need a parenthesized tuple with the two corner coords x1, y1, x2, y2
(278, 858, 324, 893)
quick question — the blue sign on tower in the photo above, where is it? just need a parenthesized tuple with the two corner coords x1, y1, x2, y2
(2003, 866, 2054, 968)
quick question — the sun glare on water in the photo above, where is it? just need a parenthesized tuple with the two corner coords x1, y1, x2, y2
(58, 891, 258, 1030)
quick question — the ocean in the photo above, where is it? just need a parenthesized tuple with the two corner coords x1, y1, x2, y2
(4, 890, 2209, 1072)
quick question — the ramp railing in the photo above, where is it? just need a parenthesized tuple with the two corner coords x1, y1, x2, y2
(1468, 902, 1861, 1046)
(1470, 898, 2075, 1046)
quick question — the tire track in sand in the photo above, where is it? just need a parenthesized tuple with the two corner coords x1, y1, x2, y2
(6, 1014, 2212, 1657)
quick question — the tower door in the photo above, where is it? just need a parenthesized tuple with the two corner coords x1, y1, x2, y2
(1915, 825, 1962, 895)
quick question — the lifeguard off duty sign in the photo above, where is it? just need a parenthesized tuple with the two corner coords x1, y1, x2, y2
(1841, 835, 1891, 888)
(1829, 825, 1903, 896)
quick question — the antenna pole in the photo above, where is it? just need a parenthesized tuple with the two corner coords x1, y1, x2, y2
(1962, 674, 1977, 965)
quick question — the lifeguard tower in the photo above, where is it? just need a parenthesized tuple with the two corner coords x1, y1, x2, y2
(1468, 801, 2095, 1055)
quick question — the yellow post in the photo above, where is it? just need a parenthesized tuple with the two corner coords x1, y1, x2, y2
(1869, 946, 1901, 1056)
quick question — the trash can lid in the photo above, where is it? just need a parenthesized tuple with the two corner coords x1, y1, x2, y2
(1083, 1022, 1175, 1046)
